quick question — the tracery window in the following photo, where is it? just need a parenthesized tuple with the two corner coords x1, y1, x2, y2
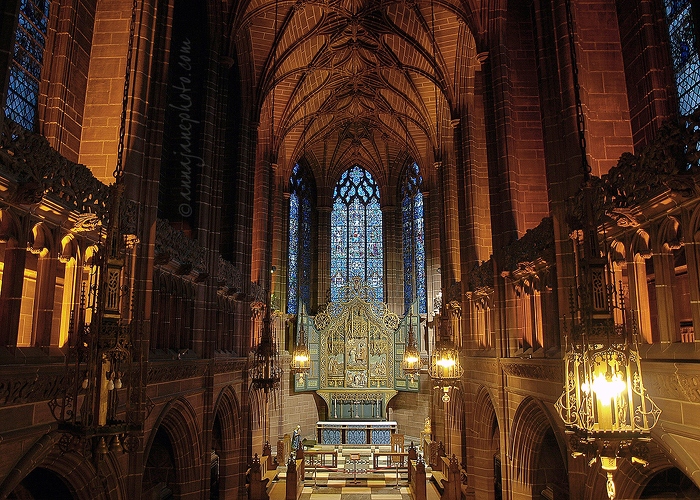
(401, 163, 427, 314)
(664, 0, 700, 114)
(5, 0, 50, 130)
(287, 163, 314, 314)
(330, 166, 383, 301)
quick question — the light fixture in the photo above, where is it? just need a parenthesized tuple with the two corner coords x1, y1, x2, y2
(250, 300, 283, 393)
(428, 314, 463, 402)
(401, 322, 421, 382)
(290, 310, 311, 383)
(554, 0, 660, 497)
(49, 0, 141, 460)
(250, 0, 282, 397)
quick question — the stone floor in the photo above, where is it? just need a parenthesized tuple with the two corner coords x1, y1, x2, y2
(268, 446, 440, 500)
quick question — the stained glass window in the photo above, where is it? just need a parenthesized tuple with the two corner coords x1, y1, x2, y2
(287, 163, 314, 315)
(664, 0, 700, 114)
(5, 0, 51, 130)
(402, 163, 427, 314)
(331, 166, 383, 301)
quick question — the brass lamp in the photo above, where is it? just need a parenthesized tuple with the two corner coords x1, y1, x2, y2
(428, 312, 463, 402)
(554, 0, 660, 497)
(401, 325, 421, 381)
(290, 315, 311, 383)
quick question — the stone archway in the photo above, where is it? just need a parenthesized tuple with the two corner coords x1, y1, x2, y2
(0, 432, 124, 500)
(211, 386, 243, 500)
(143, 398, 202, 500)
(7, 466, 74, 499)
(509, 397, 568, 499)
(472, 386, 500, 500)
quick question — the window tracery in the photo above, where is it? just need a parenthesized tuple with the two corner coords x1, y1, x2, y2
(664, 0, 700, 114)
(401, 162, 427, 314)
(330, 166, 383, 302)
(287, 163, 314, 314)
(5, 0, 50, 131)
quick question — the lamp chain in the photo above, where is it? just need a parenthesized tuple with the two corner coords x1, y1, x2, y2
(563, 0, 591, 181)
(113, 0, 139, 181)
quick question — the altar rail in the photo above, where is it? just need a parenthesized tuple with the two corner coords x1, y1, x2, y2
(316, 420, 397, 445)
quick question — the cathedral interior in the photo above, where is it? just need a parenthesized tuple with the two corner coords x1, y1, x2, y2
(1, 0, 700, 498)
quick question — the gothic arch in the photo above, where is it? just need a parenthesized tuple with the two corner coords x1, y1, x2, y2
(144, 397, 203, 498)
(509, 397, 568, 494)
(472, 386, 500, 499)
(212, 385, 244, 497)
(0, 431, 124, 500)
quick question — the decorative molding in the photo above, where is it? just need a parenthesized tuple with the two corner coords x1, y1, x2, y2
(154, 218, 208, 277)
(643, 370, 700, 404)
(147, 361, 209, 384)
(568, 112, 700, 228)
(217, 257, 244, 295)
(467, 257, 494, 291)
(500, 360, 562, 382)
(502, 217, 555, 274)
(0, 368, 73, 406)
(0, 117, 111, 216)
(213, 358, 247, 375)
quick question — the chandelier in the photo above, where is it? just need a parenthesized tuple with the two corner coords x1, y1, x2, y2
(250, 298, 283, 393)
(428, 307, 463, 402)
(290, 312, 311, 383)
(555, 0, 660, 496)
(401, 320, 421, 382)
(49, 0, 141, 460)
(555, 189, 660, 499)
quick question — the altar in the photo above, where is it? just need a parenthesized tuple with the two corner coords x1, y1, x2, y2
(316, 420, 398, 445)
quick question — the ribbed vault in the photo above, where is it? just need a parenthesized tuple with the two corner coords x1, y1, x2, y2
(229, 0, 483, 187)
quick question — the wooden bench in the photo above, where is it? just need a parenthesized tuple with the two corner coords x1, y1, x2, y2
(431, 454, 461, 500)
(247, 442, 279, 500)
(285, 454, 305, 500)
(408, 456, 427, 500)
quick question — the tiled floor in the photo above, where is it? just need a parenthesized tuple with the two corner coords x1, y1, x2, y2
(269, 446, 439, 499)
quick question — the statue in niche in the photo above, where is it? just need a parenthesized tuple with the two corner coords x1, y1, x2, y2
(348, 348, 356, 364)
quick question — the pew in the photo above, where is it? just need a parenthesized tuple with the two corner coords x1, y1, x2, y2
(247, 442, 279, 500)
(285, 453, 305, 500)
(408, 454, 427, 500)
(431, 453, 461, 500)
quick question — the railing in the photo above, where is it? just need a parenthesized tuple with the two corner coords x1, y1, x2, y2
(304, 449, 338, 470)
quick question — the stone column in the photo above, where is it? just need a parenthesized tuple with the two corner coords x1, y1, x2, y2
(382, 203, 402, 312)
(0, 237, 26, 347)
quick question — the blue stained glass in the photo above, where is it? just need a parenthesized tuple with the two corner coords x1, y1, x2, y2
(5, 0, 50, 131)
(664, 0, 700, 114)
(402, 163, 427, 314)
(331, 166, 384, 301)
(287, 164, 315, 314)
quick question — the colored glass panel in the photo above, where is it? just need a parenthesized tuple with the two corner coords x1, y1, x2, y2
(331, 166, 383, 301)
(402, 163, 427, 314)
(287, 164, 315, 314)
(664, 0, 700, 114)
(5, 0, 50, 130)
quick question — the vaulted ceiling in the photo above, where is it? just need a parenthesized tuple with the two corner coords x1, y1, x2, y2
(230, 0, 485, 192)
